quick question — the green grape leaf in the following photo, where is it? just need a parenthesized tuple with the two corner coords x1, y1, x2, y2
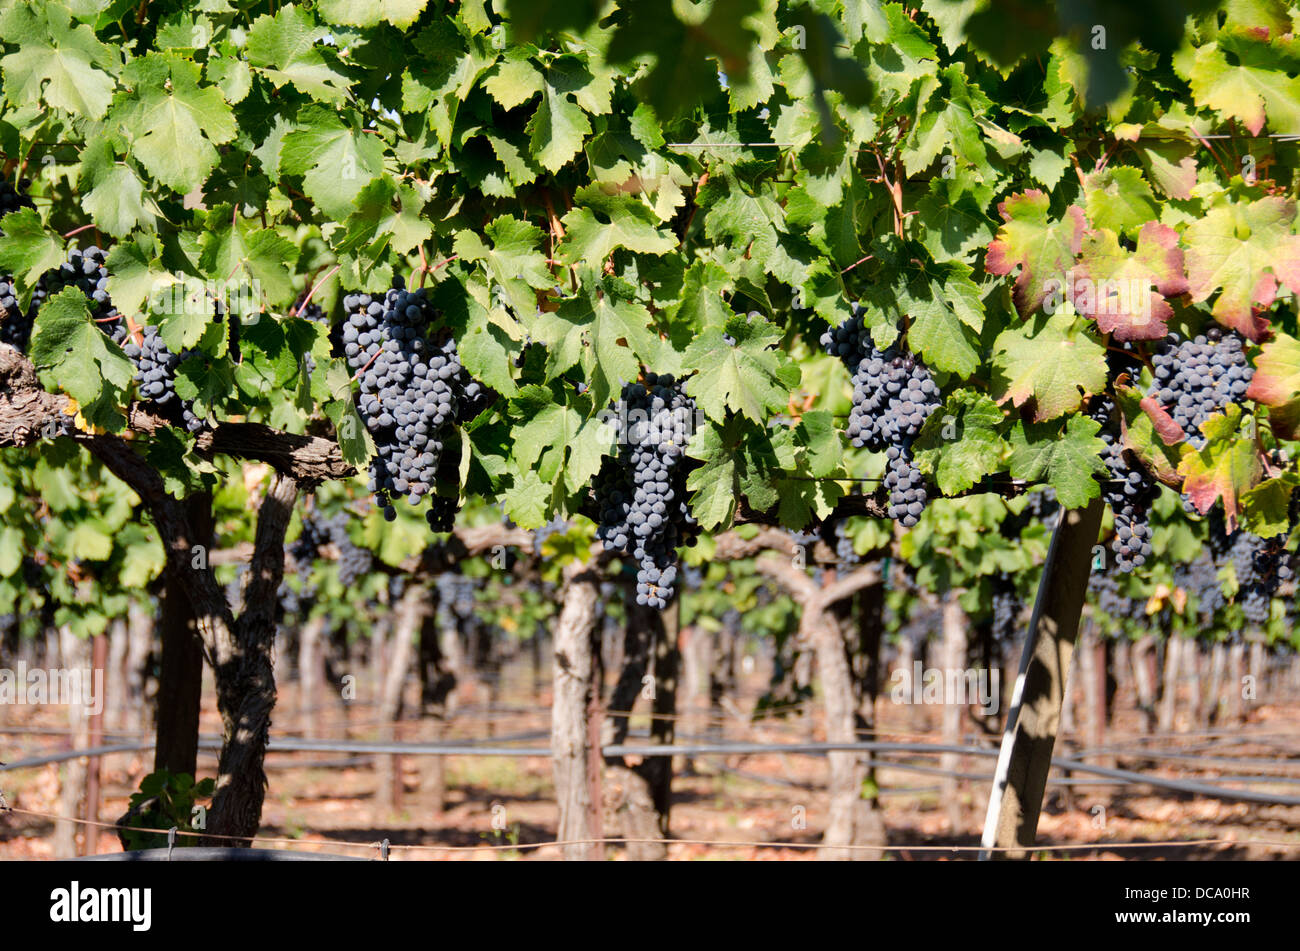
(556, 185, 677, 263)
(1241, 474, 1300, 538)
(1008, 415, 1107, 509)
(683, 312, 797, 424)
(526, 72, 591, 172)
(0, 4, 118, 119)
(0, 209, 65, 304)
(246, 4, 353, 103)
(1082, 167, 1158, 239)
(992, 309, 1108, 421)
(509, 385, 613, 494)
(1189, 35, 1300, 136)
(316, 0, 430, 29)
(28, 287, 134, 409)
(78, 139, 157, 238)
(113, 53, 236, 194)
(280, 105, 387, 220)
(454, 215, 553, 315)
(532, 279, 660, 411)
(913, 390, 1006, 496)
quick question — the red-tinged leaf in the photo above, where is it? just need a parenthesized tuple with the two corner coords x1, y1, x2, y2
(1246, 330, 1300, 439)
(1138, 394, 1186, 446)
(1245, 330, 1300, 406)
(1184, 197, 1296, 341)
(986, 190, 1086, 318)
(1070, 223, 1188, 341)
(1115, 381, 1182, 485)
(1176, 406, 1260, 527)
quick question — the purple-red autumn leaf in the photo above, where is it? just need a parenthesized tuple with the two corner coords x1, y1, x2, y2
(986, 190, 1086, 318)
(1071, 222, 1188, 341)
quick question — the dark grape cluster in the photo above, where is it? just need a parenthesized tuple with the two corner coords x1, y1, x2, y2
(0, 178, 33, 220)
(122, 325, 205, 432)
(0, 276, 43, 351)
(593, 373, 700, 608)
(343, 277, 479, 530)
(288, 510, 373, 587)
(821, 306, 940, 527)
(1149, 328, 1253, 448)
(990, 573, 1021, 642)
(1176, 553, 1225, 622)
(1229, 531, 1292, 625)
(832, 520, 859, 566)
(1088, 568, 1144, 624)
(1087, 390, 1157, 572)
(436, 574, 476, 619)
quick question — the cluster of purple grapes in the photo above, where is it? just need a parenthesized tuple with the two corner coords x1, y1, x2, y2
(287, 510, 372, 586)
(1087, 388, 1157, 572)
(1229, 531, 1292, 625)
(343, 277, 481, 530)
(991, 573, 1021, 642)
(821, 307, 941, 527)
(1176, 553, 1225, 622)
(593, 374, 700, 608)
(122, 325, 205, 432)
(436, 574, 476, 619)
(1149, 328, 1253, 449)
(1088, 568, 1145, 624)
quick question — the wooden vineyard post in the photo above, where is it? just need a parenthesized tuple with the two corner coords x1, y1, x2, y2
(83, 631, 108, 856)
(979, 498, 1104, 860)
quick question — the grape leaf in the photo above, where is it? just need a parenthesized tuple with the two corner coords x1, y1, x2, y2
(1189, 34, 1300, 136)
(1083, 167, 1158, 239)
(454, 215, 553, 315)
(986, 190, 1086, 317)
(509, 385, 613, 494)
(78, 139, 157, 238)
(532, 279, 660, 411)
(483, 49, 544, 110)
(198, 212, 300, 311)
(1177, 405, 1261, 525)
(1245, 329, 1300, 439)
(28, 288, 134, 410)
(1070, 222, 1188, 341)
(246, 4, 353, 104)
(684, 312, 798, 424)
(1240, 474, 1300, 538)
(1007, 415, 1107, 509)
(556, 185, 676, 263)
(280, 105, 387, 220)
(912, 389, 1006, 496)
(316, 0, 430, 29)
(526, 72, 591, 172)
(0, 3, 118, 120)
(0, 208, 65, 306)
(1183, 196, 1297, 340)
(992, 309, 1108, 421)
(112, 53, 236, 194)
